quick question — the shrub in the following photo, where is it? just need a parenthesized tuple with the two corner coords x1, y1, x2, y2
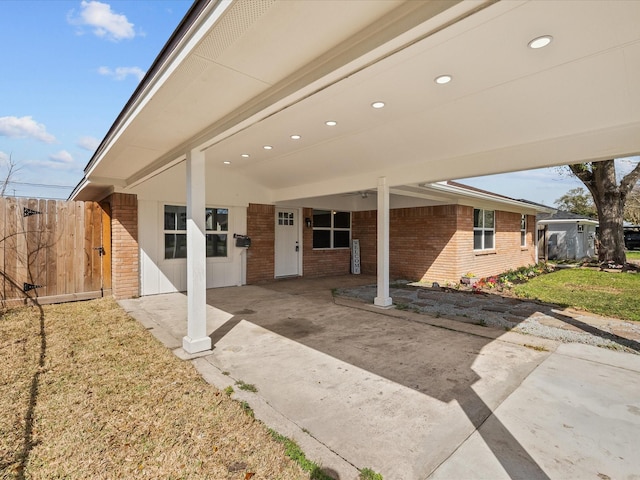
(476, 262, 553, 290)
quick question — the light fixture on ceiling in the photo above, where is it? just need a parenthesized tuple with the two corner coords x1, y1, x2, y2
(241, 153, 249, 158)
(528, 35, 553, 49)
(325, 120, 337, 126)
(290, 134, 301, 140)
(223, 161, 231, 165)
(263, 145, 273, 150)
(371, 101, 385, 109)
(434, 74, 452, 85)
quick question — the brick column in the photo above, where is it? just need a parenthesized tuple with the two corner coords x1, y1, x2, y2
(108, 193, 139, 299)
(246, 203, 275, 283)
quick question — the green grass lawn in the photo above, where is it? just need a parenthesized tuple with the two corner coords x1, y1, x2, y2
(627, 250, 640, 261)
(513, 268, 640, 321)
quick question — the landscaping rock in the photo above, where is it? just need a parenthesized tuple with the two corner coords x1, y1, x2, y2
(337, 283, 640, 354)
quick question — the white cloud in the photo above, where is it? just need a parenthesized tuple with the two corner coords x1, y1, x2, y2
(26, 150, 80, 172)
(68, 1, 135, 41)
(98, 66, 145, 81)
(49, 150, 74, 164)
(77, 136, 100, 151)
(0, 116, 56, 143)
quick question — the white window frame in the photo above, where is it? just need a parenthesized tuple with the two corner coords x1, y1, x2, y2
(163, 204, 229, 260)
(521, 214, 527, 247)
(312, 209, 351, 249)
(473, 208, 495, 251)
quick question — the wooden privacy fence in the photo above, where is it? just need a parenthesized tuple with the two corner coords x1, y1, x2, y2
(0, 197, 111, 306)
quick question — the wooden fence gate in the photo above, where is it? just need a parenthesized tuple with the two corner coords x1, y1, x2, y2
(0, 197, 111, 306)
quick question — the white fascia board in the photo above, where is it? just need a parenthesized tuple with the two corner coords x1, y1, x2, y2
(538, 219, 599, 226)
(69, 178, 89, 201)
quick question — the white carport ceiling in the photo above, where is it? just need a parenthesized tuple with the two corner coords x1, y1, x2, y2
(81, 0, 640, 202)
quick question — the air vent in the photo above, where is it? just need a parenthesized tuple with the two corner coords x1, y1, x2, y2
(194, 0, 276, 62)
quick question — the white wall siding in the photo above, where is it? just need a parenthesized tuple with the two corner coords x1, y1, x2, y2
(138, 199, 247, 296)
(545, 223, 597, 260)
(132, 161, 264, 296)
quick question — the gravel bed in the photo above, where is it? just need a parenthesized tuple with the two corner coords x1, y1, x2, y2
(336, 284, 640, 354)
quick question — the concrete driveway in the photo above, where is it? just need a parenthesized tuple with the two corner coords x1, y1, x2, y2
(119, 276, 640, 480)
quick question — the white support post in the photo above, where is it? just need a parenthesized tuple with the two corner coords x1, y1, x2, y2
(183, 148, 211, 354)
(374, 176, 393, 307)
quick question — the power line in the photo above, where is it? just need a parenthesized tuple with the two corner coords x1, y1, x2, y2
(4, 180, 74, 189)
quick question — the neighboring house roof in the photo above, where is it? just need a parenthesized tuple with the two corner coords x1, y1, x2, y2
(537, 210, 599, 226)
(70, 0, 640, 203)
(516, 199, 556, 210)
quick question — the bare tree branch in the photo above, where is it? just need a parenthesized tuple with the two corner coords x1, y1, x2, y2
(0, 153, 19, 197)
(619, 161, 640, 197)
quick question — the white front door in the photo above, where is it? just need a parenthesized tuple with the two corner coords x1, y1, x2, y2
(275, 208, 300, 277)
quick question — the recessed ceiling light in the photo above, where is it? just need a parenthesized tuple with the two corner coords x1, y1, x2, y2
(241, 153, 249, 158)
(528, 35, 553, 49)
(434, 74, 452, 85)
(223, 161, 231, 165)
(290, 134, 301, 140)
(263, 145, 273, 150)
(371, 101, 385, 109)
(325, 120, 337, 126)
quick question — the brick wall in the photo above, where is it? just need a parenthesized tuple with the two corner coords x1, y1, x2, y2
(107, 193, 139, 299)
(353, 205, 459, 281)
(453, 209, 537, 281)
(246, 203, 275, 283)
(246, 205, 352, 282)
(391, 205, 459, 281)
(352, 206, 537, 283)
(351, 210, 377, 274)
(302, 207, 351, 277)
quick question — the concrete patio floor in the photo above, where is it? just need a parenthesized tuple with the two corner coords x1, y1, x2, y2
(119, 276, 640, 480)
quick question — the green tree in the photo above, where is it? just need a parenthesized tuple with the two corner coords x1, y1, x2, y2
(554, 187, 596, 217)
(568, 160, 640, 265)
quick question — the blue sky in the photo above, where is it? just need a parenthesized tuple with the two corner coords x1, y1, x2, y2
(0, 1, 636, 205)
(459, 157, 640, 206)
(0, 0, 191, 198)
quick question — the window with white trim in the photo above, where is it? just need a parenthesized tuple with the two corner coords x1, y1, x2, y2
(312, 210, 351, 248)
(521, 214, 527, 247)
(164, 205, 228, 259)
(473, 208, 495, 250)
(277, 211, 294, 226)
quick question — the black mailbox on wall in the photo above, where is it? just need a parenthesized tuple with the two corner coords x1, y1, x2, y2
(234, 234, 251, 248)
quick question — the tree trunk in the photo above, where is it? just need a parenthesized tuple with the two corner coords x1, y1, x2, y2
(593, 190, 626, 264)
(569, 160, 640, 266)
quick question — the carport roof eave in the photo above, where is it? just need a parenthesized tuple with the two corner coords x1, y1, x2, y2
(71, 0, 640, 202)
(70, 0, 217, 200)
(72, 0, 487, 201)
(423, 182, 554, 214)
